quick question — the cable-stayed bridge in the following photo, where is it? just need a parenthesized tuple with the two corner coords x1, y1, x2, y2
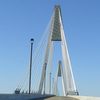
(0, 4, 100, 100)
(38, 5, 78, 96)
(12, 5, 99, 100)
(14, 4, 79, 99)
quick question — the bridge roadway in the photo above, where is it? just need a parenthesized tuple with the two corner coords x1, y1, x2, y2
(36, 96, 100, 100)
(37, 96, 79, 100)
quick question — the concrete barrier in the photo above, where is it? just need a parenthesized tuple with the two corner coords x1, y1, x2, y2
(69, 95, 100, 100)
(0, 94, 54, 100)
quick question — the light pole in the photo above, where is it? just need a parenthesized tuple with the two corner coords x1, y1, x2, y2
(29, 38, 34, 94)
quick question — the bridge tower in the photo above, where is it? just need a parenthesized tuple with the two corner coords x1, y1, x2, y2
(39, 5, 79, 96)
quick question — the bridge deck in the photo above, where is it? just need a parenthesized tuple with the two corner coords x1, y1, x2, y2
(37, 96, 100, 100)
(37, 96, 79, 100)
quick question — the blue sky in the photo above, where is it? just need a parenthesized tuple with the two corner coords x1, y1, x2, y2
(0, 0, 100, 97)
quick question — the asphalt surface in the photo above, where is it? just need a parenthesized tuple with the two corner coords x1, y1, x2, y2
(37, 96, 79, 100)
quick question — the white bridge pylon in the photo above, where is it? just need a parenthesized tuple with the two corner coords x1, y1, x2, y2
(39, 5, 79, 96)
(53, 61, 66, 96)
